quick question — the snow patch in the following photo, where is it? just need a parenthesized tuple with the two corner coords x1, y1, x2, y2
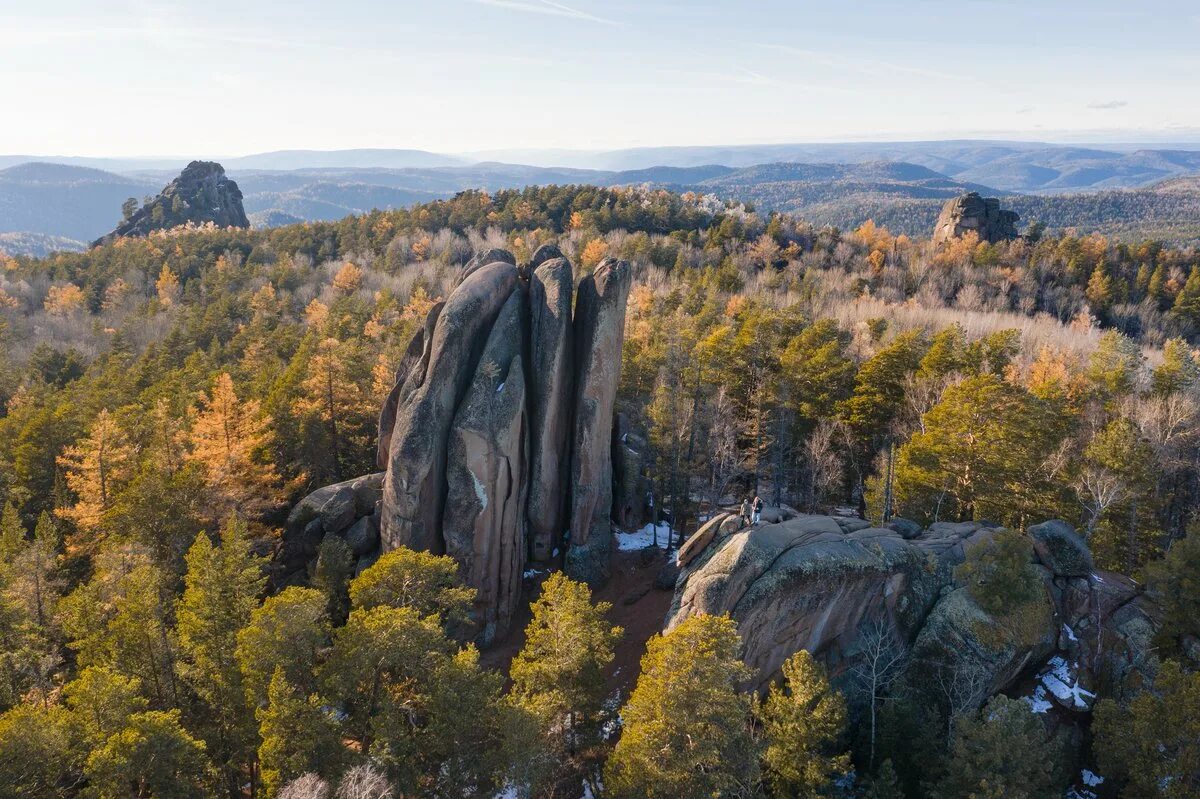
(1037, 656, 1095, 710)
(523, 568, 545, 579)
(615, 522, 672, 551)
(1023, 685, 1053, 714)
(1062, 624, 1078, 642)
(495, 381, 505, 393)
(1082, 769, 1104, 787)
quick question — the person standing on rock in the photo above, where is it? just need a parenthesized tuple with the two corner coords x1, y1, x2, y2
(753, 495, 763, 525)
(740, 497, 752, 527)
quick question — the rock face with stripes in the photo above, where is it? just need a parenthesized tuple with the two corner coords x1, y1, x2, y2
(368, 248, 631, 643)
(566, 257, 632, 584)
(379, 261, 520, 555)
(526, 254, 574, 562)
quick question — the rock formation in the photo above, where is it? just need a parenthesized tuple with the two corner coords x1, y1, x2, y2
(442, 290, 529, 645)
(667, 515, 1157, 708)
(92, 161, 249, 247)
(566, 258, 632, 583)
(526, 249, 574, 561)
(380, 261, 520, 554)
(932, 192, 1019, 247)
(281, 247, 633, 645)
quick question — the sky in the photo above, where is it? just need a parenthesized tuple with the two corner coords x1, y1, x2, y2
(2, 0, 1199, 157)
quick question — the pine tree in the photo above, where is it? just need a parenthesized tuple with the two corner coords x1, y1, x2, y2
(1093, 660, 1200, 799)
(63, 665, 149, 748)
(349, 547, 475, 630)
(1171, 265, 1200, 329)
(295, 338, 372, 481)
(85, 709, 210, 799)
(509, 573, 622, 787)
(605, 614, 757, 799)
(0, 503, 24, 562)
(314, 535, 354, 627)
(59, 553, 178, 708)
(185, 373, 285, 519)
(175, 517, 265, 797)
(55, 409, 134, 537)
(758, 649, 850, 798)
(935, 695, 1061, 799)
(257, 669, 343, 797)
(1141, 528, 1200, 651)
(236, 587, 329, 710)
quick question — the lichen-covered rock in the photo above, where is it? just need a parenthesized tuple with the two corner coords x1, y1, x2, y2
(380, 261, 520, 554)
(908, 585, 1057, 703)
(1028, 520, 1094, 577)
(442, 290, 529, 645)
(92, 161, 249, 247)
(667, 515, 945, 689)
(932, 192, 1019, 246)
(526, 255, 574, 562)
(566, 258, 632, 583)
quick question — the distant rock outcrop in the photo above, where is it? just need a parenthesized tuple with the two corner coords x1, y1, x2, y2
(92, 161, 249, 247)
(932, 191, 1019, 246)
(282, 247, 633, 645)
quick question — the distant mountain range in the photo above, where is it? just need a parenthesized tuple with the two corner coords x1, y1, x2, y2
(3, 139, 1200, 255)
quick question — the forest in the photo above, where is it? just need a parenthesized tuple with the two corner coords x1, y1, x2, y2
(0, 184, 1198, 798)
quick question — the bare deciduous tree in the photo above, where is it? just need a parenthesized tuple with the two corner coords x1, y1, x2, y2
(335, 765, 393, 799)
(279, 774, 330, 799)
(850, 617, 908, 769)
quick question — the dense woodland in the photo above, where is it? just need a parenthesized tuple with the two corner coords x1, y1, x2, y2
(0, 185, 1198, 797)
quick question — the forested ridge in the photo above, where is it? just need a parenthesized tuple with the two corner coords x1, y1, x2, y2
(0, 185, 1198, 798)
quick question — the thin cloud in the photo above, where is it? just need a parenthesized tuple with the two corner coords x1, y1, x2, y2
(757, 42, 968, 84)
(470, 0, 620, 25)
(1087, 100, 1128, 110)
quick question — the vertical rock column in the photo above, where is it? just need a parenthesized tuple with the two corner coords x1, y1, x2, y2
(566, 257, 632, 584)
(526, 255, 574, 562)
(442, 290, 530, 645)
(379, 262, 518, 554)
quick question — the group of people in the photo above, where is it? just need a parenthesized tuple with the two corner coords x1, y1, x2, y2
(740, 495, 764, 526)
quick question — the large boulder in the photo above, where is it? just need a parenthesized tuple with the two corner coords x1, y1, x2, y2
(526, 256, 574, 562)
(442, 290, 529, 645)
(380, 261, 519, 554)
(908, 585, 1057, 705)
(566, 257, 632, 583)
(92, 161, 249, 247)
(1028, 520, 1094, 577)
(932, 192, 1019, 247)
(667, 515, 944, 690)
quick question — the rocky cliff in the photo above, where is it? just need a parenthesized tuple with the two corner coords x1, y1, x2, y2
(666, 514, 1157, 713)
(280, 246, 632, 645)
(92, 161, 249, 247)
(931, 191, 1020, 246)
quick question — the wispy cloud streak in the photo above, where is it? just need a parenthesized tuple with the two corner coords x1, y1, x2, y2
(470, 0, 620, 25)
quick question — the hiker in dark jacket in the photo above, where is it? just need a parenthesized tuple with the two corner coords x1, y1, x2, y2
(753, 495, 763, 524)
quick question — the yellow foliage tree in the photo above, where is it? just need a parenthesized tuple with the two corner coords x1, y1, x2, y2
(56, 410, 134, 538)
(580, 238, 609, 270)
(156, 264, 181, 306)
(332, 262, 363, 294)
(44, 283, 86, 316)
(185, 373, 285, 519)
(304, 299, 329, 330)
